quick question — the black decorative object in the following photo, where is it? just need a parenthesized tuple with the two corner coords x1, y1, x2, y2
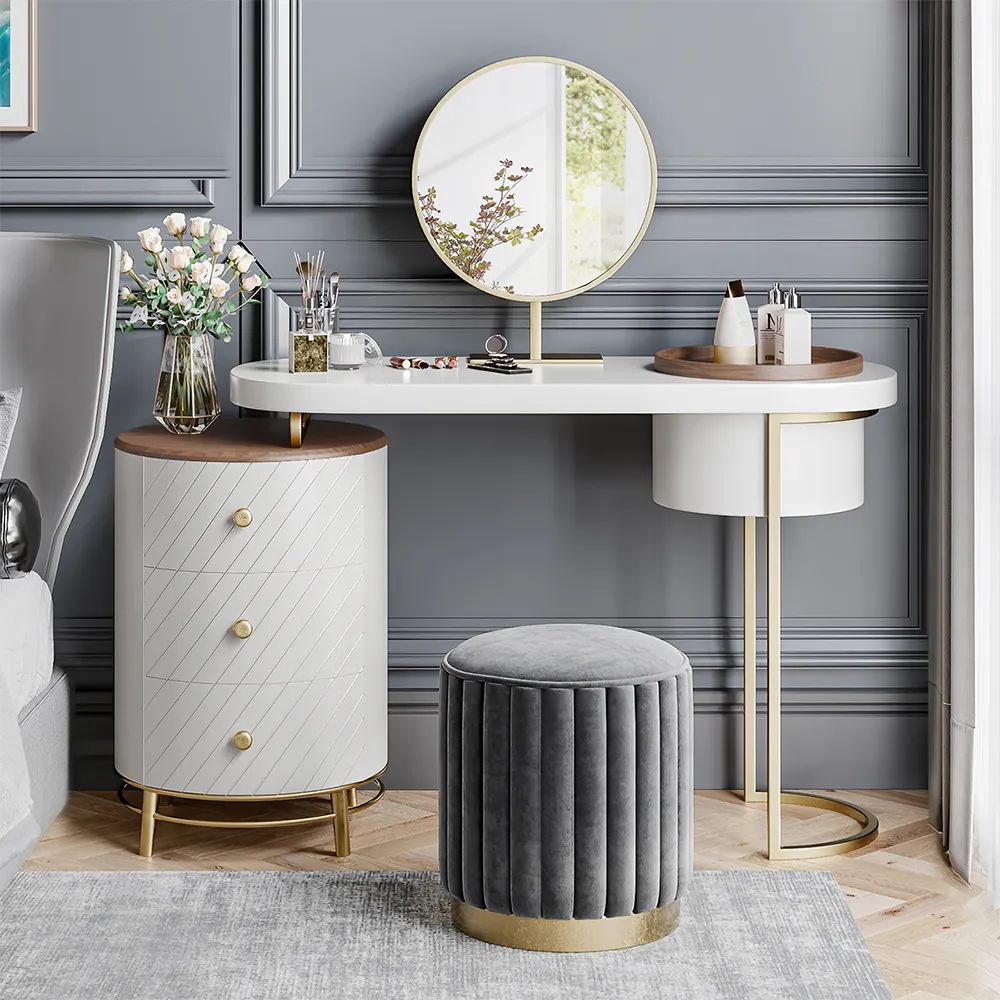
(0, 478, 41, 578)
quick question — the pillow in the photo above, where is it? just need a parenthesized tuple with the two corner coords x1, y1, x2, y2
(0, 479, 41, 579)
(0, 387, 21, 479)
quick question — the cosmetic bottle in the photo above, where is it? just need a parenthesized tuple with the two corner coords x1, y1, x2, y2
(756, 282, 782, 364)
(774, 286, 812, 366)
(713, 278, 756, 365)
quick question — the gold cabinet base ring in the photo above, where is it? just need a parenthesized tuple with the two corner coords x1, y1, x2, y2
(117, 772, 385, 857)
(452, 899, 680, 952)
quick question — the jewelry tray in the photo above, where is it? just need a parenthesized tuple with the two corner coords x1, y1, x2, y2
(653, 346, 863, 381)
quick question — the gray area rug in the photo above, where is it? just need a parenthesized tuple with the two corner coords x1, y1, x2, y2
(0, 870, 889, 999)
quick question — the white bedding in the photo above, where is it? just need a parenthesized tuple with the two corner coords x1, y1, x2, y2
(0, 571, 50, 845)
(0, 571, 53, 715)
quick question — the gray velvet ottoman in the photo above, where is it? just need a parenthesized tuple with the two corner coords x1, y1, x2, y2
(439, 623, 693, 952)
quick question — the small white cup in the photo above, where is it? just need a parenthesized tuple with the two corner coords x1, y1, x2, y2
(328, 332, 382, 371)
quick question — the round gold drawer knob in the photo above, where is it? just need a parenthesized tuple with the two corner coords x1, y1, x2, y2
(233, 508, 253, 528)
(233, 619, 253, 640)
(233, 730, 253, 751)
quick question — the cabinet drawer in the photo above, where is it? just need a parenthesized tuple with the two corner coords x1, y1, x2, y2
(142, 456, 366, 573)
(143, 566, 366, 685)
(142, 675, 367, 796)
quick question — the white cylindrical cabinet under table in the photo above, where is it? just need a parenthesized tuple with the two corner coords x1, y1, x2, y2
(114, 419, 387, 858)
(652, 404, 883, 861)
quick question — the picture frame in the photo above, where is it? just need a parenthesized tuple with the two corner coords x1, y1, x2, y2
(0, 0, 37, 132)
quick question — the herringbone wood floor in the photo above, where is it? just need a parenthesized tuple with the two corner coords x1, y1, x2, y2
(24, 789, 999, 999)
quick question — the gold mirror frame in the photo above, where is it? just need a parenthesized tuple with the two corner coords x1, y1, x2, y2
(412, 56, 657, 362)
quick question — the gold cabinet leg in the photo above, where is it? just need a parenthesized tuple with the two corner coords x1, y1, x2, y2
(765, 415, 782, 859)
(743, 515, 764, 804)
(139, 789, 158, 858)
(289, 412, 310, 448)
(332, 789, 351, 858)
(347, 786, 358, 809)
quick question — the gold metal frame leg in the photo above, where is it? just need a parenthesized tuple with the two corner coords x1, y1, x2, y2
(743, 515, 765, 804)
(332, 789, 351, 857)
(139, 789, 158, 858)
(766, 415, 783, 857)
(759, 413, 879, 860)
(289, 412, 310, 448)
(529, 300, 542, 360)
(347, 786, 358, 809)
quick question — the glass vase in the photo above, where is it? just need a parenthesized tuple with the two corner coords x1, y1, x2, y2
(153, 333, 221, 435)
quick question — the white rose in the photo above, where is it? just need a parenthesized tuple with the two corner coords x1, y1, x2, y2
(209, 224, 232, 254)
(120, 250, 133, 273)
(210, 278, 230, 299)
(145, 279, 160, 293)
(120, 286, 133, 302)
(189, 216, 211, 238)
(233, 252, 255, 274)
(170, 246, 195, 270)
(227, 246, 244, 262)
(137, 227, 163, 253)
(163, 213, 187, 237)
(190, 261, 213, 284)
(166, 287, 183, 305)
(241, 274, 262, 293)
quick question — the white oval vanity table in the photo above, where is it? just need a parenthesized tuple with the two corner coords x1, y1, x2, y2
(230, 356, 897, 860)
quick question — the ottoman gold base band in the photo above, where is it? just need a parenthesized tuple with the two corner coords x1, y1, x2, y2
(452, 899, 680, 952)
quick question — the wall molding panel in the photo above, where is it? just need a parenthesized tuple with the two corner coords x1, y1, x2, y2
(261, 0, 927, 209)
(58, 617, 929, 790)
(0, 174, 218, 208)
(261, 278, 928, 355)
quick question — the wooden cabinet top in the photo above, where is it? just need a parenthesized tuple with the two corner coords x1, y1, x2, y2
(115, 418, 387, 462)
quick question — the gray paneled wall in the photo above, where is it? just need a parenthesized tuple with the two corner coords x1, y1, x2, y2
(0, 0, 928, 789)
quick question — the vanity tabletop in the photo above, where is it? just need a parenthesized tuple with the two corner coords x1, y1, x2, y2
(230, 356, 897, 416)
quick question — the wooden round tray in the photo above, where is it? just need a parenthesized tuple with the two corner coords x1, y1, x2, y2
(653, 346, 862, 381)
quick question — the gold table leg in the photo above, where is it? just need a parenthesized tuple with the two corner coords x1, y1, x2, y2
(139, 789, 158, 858)
(347, 786, 358, 809)
(740, 414, 880, 860)
(332, 789, 351, 857)
(742, 516, 765, 804)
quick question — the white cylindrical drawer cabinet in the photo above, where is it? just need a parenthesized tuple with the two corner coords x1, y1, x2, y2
(114, 419, 387, 857)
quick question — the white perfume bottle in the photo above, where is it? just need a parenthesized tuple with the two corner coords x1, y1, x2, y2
(713, 278, 756, 364)
(774, 286, 811, 366)
(756, 282, 782, 364)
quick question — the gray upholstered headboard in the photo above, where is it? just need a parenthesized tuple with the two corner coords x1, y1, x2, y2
(0, 234, 119, 587)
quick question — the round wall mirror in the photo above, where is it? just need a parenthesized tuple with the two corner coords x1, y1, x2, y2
(413, 56, 656, 362)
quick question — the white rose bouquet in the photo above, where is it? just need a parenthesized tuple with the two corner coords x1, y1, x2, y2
(120, 213, 266, 341)
(121, 213, 267, 434)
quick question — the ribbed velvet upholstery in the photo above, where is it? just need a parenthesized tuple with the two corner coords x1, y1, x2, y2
(440, 625, 693, 920)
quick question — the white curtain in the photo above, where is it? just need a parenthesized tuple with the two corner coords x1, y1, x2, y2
(929, 0, 1000, 898)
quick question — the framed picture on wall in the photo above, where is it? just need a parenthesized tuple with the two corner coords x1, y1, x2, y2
(0, 0, 36, 132)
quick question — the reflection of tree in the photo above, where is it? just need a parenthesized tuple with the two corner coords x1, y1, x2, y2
(418, 159, 543, 295)
(565, 68, 626, 199)
(564, 68, 628, 286)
